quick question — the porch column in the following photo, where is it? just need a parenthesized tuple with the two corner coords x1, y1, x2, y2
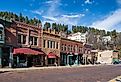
(45, 56, 48, 66)
(0, 47, 2, 67)
(41, 56, 43, 66)
(67, 55, 69, 65)
(26, 29, 30, 45)
(9, 47, 13, 68)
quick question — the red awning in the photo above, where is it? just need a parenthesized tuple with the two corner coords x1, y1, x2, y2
(48, 52, 57, 58)
(13, 48, 44, 55)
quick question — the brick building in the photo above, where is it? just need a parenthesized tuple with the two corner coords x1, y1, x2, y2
(60, 37, 83, 66)
(42, 28, 61, 66)
(0, 19, 45, 68)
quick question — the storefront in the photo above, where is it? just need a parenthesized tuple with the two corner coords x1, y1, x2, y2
(47, 52, 58, 66)
(60, 52, 83, 66)
(13, 48, 45, 67)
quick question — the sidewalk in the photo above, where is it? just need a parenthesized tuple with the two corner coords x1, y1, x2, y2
(0, 64, 113, 72)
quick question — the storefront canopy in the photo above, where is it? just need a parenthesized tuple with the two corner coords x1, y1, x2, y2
(48, 52, 57, 58)
(13, 48, 45, 55)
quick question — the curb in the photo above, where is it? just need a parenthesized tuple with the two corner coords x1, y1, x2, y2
(0, 64, 117, 72)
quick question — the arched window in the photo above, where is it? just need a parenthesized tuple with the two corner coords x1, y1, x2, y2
(0, 30, 3, 40)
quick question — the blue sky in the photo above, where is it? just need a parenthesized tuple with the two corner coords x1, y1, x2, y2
(0, 0, 121, 31)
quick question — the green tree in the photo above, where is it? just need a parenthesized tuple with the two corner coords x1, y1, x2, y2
(25, 16, 29, 24)
(52, 23, 56, 30)
(19, 13, 23, 22)
(44, 22, 51, 30)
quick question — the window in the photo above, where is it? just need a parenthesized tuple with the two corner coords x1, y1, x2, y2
(23, 35, 26, 44)
(64, 44, 66, 51)
(75, 45, 78, 52)
(0, 30, 3, 40)
(71, 45, 72, 51)
(73, 46, 75, 52)
(50, 41, 53, 48)
(68, 45, 70, 51)
(61, 44, 64, 51)
(53, 41, 55, 48)
(18, 34, 21, 43)
(47, 40, 50, 48)
(34, 37, 38, 45)
(18, 34, 26, 44)
(30, 36, 33, 45)
(56, 42, 59, 49)
(43, 40, 46, 48)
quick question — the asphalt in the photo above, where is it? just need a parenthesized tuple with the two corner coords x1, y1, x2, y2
(0, 64, 121, 82)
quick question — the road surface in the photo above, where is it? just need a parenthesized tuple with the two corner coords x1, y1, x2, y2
(0, 65, 121, 82)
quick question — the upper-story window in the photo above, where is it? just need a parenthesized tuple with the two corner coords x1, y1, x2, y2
(68, 45, 70, 51)
(0, 24, 4, 41)
(43, 40, 46, 48)
(0, 30, 3, 40)
(73, 46, 75, 52)
(47, 40, 50, 48)
(61, 44, 64, 51)
(56, 42, 59, 49)
(50, 41, 53, 48)
(34, 37, 38, 45)
(18, 34, 21, 43)
(53, 41, 55, 48)
(23, 35, 26, 44)
(30, 36, 33, 45)
(18, 34, 26, 44)
(75, 45, 78, 52)
(64, 44, 66, 51)
(70, 45, 72, 51)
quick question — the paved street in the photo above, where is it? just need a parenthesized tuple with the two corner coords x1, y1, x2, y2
(0, 65, 121, 82)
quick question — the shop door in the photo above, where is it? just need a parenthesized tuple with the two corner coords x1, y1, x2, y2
(2, 47, 10, 67)
(68, 55, 73, 65)
(27, 56, 33, 67)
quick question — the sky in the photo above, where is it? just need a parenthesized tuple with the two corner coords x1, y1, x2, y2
(0, 0, 121, 31)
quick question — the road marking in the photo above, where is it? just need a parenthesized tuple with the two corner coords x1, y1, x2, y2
(109, 76, 121, 82)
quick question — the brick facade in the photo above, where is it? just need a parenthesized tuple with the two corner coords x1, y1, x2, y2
(5, 21, 42, 48)
(42, 28, 61, 66)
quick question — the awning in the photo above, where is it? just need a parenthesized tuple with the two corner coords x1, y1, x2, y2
(13, 48, 44, 55)
(48, 52, 57, 58)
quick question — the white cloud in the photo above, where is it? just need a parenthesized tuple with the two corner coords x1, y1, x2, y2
(85, 8, 89, 12)
(46, 0, 61, 16)
(62, 14, 85, 18)
(117, 0, 121, 4)
(42, 16, 58, 21)
(90, 9, 121, 31)
(84, 0, 92, 4)
(32, 10, 44, 15)
(33, 0, 84, 29)
(42, 14, 84, 26)
(45, 0, 53, 4)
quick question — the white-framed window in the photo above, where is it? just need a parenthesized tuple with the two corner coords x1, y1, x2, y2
(18, 34, 26, 44)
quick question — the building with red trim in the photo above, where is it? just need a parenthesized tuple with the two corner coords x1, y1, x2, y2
(42, 28, 61, 66)
(60, 37, 84, 66)
(0, 19, 45, 68)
